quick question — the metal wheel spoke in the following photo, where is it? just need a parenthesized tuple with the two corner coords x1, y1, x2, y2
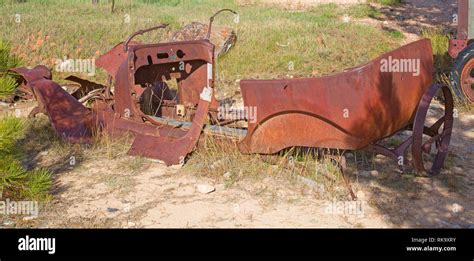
(422, 133, 441, 154)
(412, 84, 454, 175)
(428, 116, 445, 134)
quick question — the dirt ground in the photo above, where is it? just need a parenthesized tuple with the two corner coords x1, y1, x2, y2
(17, 105, 467, 228)
(2, 0, 473, 228)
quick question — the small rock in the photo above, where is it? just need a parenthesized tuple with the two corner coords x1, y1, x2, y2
(39, 151, 49, 156)
(452, 166, 463, 173)
(441, 169, 453, 175)
(123, 204, 131, 213)
(107, 207, 119, 213)
(0, 101, 10, 107)
(223, 172, 232, 179)
(356, 190, 365, 199)
(3, 221, 13, 226)
(421, 183, 433, 191)
(127, 222, 136, 227)
(196, 184, 215, 194)
(342, 14, 351, 23)
(369, 170, 379, 177)
(22, 216, 36, 221)
(375, 154, 385, 159)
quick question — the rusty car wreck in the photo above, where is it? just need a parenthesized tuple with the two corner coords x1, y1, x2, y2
(10, 10, 454, 176)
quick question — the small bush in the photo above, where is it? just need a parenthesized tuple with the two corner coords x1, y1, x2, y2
(0, 116, 25, 153)
(0, 75, 18, 100)
(0, 117, 53, 201)
(0, 40, 21, 100)
(0, 40, 21, 73)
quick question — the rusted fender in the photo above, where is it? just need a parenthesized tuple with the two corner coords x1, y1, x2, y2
(238, 39, 434, 154)
(10, 66, 95, 143)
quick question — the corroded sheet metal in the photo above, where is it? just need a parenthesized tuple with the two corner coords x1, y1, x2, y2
(66, 75, 105, 99)
(449, 0, 469, 58)
(128, 94, 211, 166)
(238, 39, 434, 154)
(95, 41, 138, 78)
(11, 67, 94, 143)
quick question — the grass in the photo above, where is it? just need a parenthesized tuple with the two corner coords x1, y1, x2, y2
(368, 0, 402, 6)
(421, 28, 473, 110)
(0, 0, 401, 96)
(0, 116, 52, 201)
(186, 135, 352, 200)
(0, 40, 21, 100)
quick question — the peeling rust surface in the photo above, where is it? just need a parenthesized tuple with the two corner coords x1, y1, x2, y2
(238, 39, 434, 154)
(11, 67, 94, 143)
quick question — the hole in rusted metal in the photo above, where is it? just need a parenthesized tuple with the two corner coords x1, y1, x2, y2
(157, 52, 169, 59)
(176, 49, 185, 58)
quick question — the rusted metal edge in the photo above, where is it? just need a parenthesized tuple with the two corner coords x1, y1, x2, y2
(10, 66, 95, 143)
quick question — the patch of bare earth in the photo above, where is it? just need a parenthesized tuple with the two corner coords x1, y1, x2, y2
(352, 0, 457, 44)
(36, 158, 389, 228)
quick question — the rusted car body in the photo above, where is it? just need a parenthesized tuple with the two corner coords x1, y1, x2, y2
(449, 0, 474, 102)
(239, 39, 453, 175)
(239, 39, 433, 153)
(11, 17, 453, 175)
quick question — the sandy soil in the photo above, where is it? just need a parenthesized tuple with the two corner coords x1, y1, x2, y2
(24, 106, 469, 228)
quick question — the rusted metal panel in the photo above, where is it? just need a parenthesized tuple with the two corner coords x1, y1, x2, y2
(449, 0, 469, 58)
(11, 67, 95, 143)
(238, 39, 433, 154)
(66, 75, 105, 99)
(96, 41, 138, 79)
(469, 0, 474, 38)
(128, 92, 212, 166)
(459, 0, 469, 40)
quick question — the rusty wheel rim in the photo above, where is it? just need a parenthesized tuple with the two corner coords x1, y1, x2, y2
(460, 58, 474, 102)
(412, 84, 454, 175)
